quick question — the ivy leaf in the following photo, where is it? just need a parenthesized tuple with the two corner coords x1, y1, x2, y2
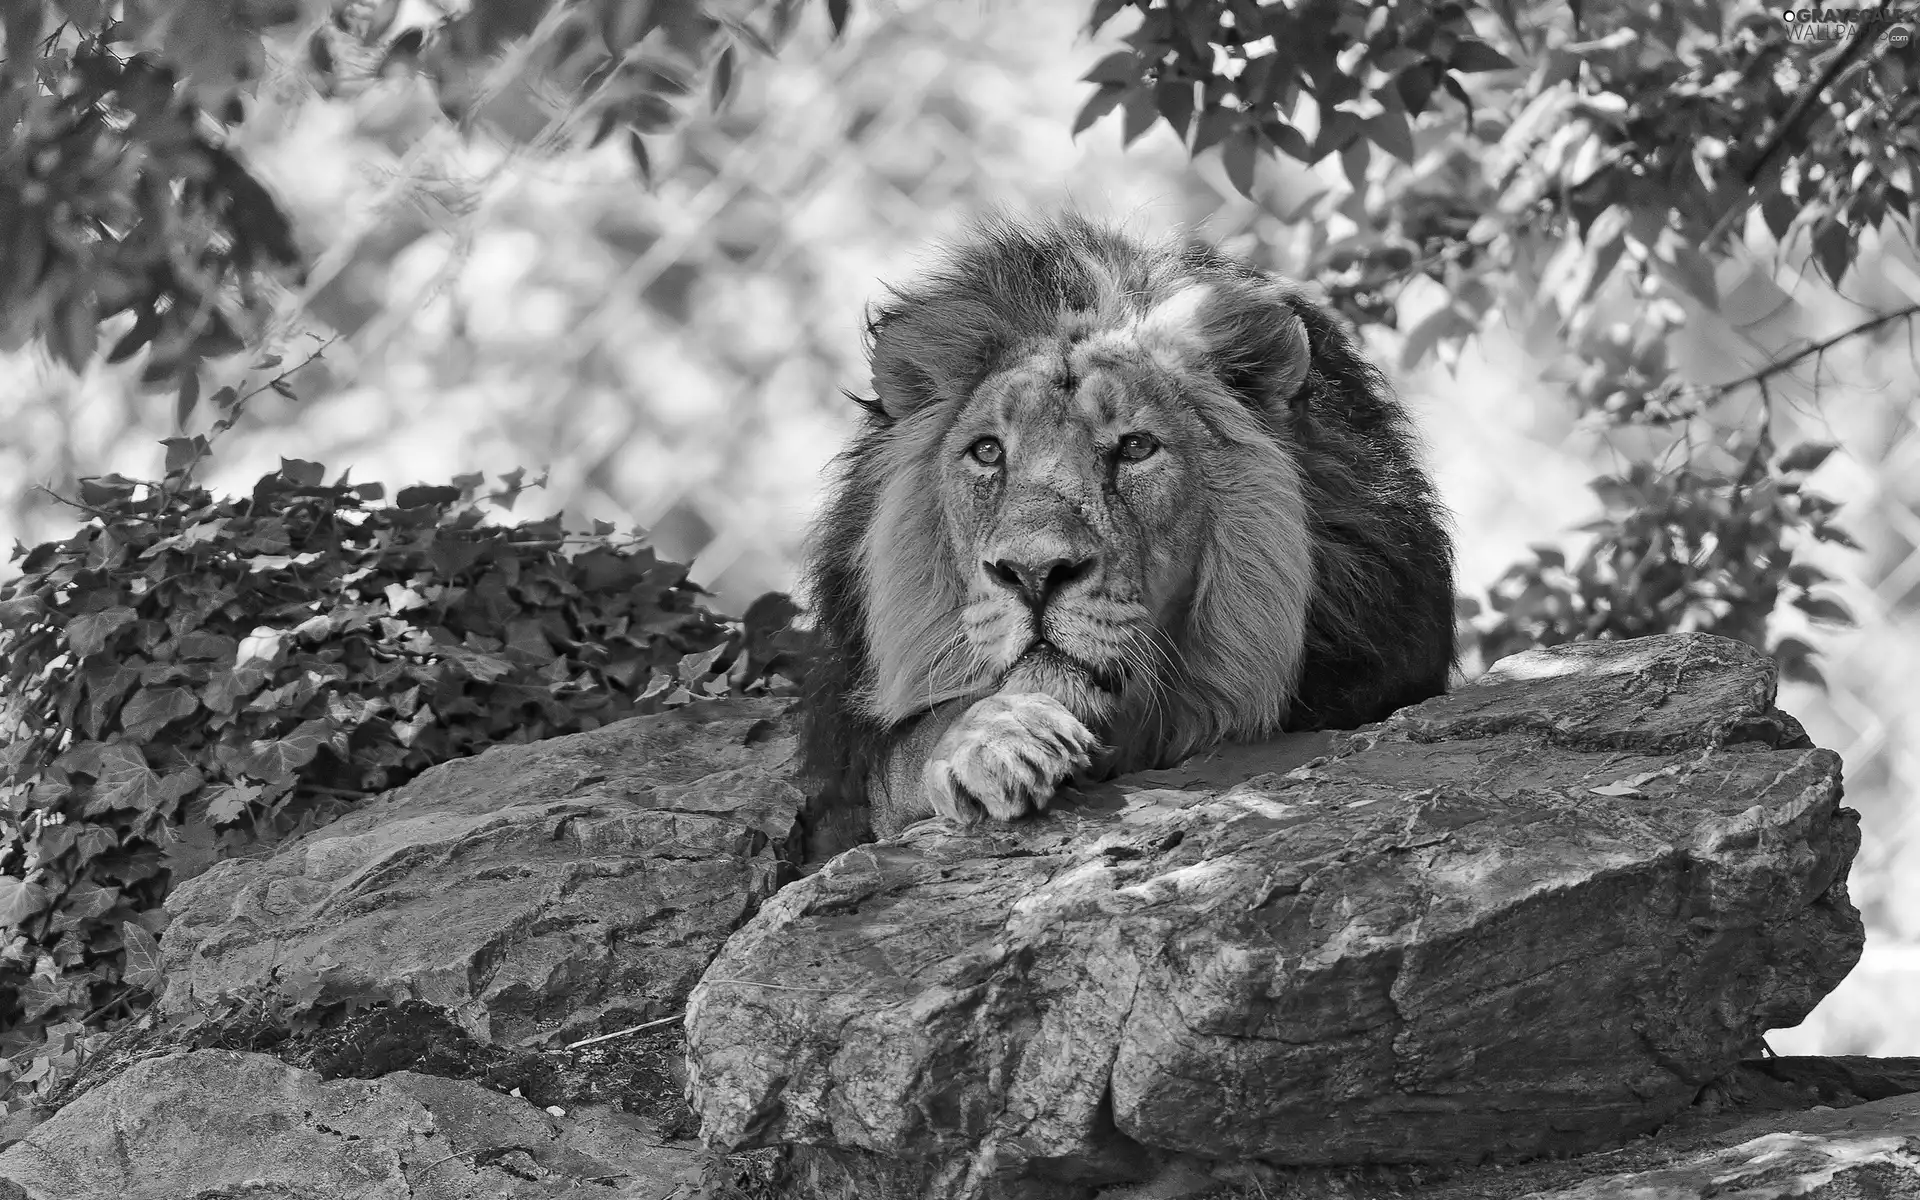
(0, 877, 52, 927)
(86, 749, 201, 818)
(74, 825, 120, 865)
(86, 744, 161, 815)
(438, 644, 515, 683)
(118, 686, 201, 742)
(204, 664, 271, 714)
(203, 780, 265, 825)
(163, 436, 212, 475)
(55, 880, 120, 926)
(238, 719, 334, 780)
(176, 631, 239, 661)
(20, 975, 78, 1023)
(280, 459, 326, 488)
(236, 627, 288, 669)
(81, 659, 141, 740)
(67, 607, 138, 658)
(0, 592, 48, 629)
(677, 643, 729, 685)
(121, 921, 166, 991)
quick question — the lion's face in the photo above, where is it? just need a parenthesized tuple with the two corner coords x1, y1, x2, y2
(939, 340, 1218, 731)
(856, 279, 1318, 758)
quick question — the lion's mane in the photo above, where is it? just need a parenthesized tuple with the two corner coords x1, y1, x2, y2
(798, 214, 1456, 809)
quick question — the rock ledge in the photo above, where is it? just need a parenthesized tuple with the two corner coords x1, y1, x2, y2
(686, 634, 1864, 1199)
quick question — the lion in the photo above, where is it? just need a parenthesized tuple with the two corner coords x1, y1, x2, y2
(798, 214, 1457, 837)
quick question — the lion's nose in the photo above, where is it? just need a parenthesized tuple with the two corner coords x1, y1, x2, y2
(984, 555, 1096, 608)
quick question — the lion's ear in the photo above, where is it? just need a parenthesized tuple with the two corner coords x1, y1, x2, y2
(869, 354, 941, 420)
(866, 300, 1010, 421)
(865, 306, 944, 420)
(1137, 283, 1312, 411)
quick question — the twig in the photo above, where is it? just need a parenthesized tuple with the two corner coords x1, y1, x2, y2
(562, 1012, 684, 1051)
(699, 978, 834, 993)
(1731, 383, 1776, 500)
(163, 335, 341, 492)
(1683, 302, 1920, 402)
(30, 486, 123, 520)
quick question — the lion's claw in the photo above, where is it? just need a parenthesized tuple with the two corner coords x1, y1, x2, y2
(923, 692, 1099, 826)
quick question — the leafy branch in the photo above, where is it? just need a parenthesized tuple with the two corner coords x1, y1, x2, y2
(0, 452, 808, 1091)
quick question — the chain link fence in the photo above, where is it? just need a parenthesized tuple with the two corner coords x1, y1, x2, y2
(2, 0, 1917, 1050)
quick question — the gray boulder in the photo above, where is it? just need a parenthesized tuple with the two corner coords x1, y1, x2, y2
(0, 1048, 699, 1199)
(685, 634, 1864, 1199)
(161, 700, 804, 1044)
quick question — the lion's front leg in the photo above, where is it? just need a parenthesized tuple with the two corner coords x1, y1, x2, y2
(923, 692, 1099, 825)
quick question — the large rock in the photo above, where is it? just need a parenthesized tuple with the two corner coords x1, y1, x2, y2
(685, 634, 1863, 1199)
(162, 700, 804, 1044)
(0, 1048, 700, 1198)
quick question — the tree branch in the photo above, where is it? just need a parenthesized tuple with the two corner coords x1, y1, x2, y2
(1693, 302, 1920, 401)
(1741, 0, 1893, 189)
(1705, 0, 1899, 244)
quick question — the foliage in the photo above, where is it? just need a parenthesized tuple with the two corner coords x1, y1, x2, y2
(1075, 0, 1911, 674)
(0, 0, 841, 412)
(0, 443, 803, 1081)
(0, 4, 305, 402)
(1468, 434, 1856, 684)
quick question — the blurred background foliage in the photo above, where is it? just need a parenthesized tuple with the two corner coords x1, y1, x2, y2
(2, 0, 1920, 1055)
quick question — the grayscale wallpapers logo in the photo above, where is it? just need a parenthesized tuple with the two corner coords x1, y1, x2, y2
(1780, 7, 1913, 47)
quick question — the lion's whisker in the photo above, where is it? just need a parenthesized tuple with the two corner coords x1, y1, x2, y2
(923, 633, 970, 717)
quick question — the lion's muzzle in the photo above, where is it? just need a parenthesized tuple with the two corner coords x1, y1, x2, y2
(983, 552, 1097, 610)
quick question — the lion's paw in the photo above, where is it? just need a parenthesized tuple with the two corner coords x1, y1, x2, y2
(923, 692, 1099, 825)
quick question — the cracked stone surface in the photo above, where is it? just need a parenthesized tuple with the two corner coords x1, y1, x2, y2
(684, 634, 1865, 1200)
(0, 1049, 701, 1198)
(161, 700, 804, 1044)
(1516, 1092, 1920, 1199)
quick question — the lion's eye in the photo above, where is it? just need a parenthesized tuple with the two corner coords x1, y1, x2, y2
(968, 437, 1004, 466)
(1116, 432, 1159, 462)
